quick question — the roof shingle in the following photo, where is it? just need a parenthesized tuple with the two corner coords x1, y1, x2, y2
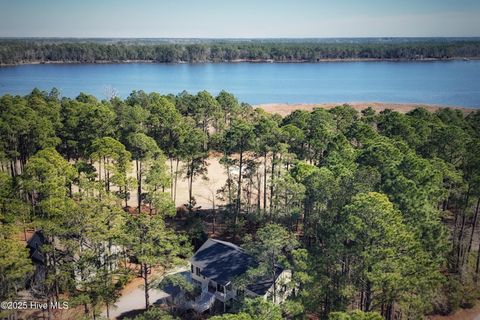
(191, 238, 283, 295)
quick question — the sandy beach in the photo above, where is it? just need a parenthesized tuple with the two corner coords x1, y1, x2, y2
(255, 102, 477, 117)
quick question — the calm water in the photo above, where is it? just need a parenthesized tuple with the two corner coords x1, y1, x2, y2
(0, 61, 479, 107)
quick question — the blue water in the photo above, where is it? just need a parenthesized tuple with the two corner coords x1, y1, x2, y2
(0, 61, 479, 107)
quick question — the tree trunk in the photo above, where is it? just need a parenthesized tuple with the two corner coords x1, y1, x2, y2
(124, 186, 128, 208)
(364, 279, 372, 312)
(257, 170, 261, 212)
(467, 197, 480, 257)
(203, 120, 208, 151)
(103, 157, 107, 190)
(386, 303, 394, 320)
(323, 292, 329, 319)
(11, 159, 17, 177)
(46, 257, 53, 320)
(247, 176, 252, 214)
(169, 157, 174, 197)
(303, 200, 312, 246)
(224, 151, 232, 206)
(188, 160, 194, 207)
(143, 263, 150, 308)
(106, 157, 110, 192)
(456, 190, 471, 269)
(46, 299, 52, 320)
(51, 238, 60, 301)
(360, 290, 364, 310)
(272, 253, 277, 304)
(98, 158, 102, 185)
(137, 159, 142, 213)
(212, 198, 216, 235)
(174, 159, 179, 205)
(475, 234, 480, 281)
(263, 152, 268, 213)
(269, 152, 276, 220)
(235, 148, 244, 228)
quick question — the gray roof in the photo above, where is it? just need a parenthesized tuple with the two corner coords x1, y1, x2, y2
(191, 239, 256, 286)
(27, 231, 46, 250)
(191, 238, 283, 295)
(27, 231, 46, 264)
(246, 266, 283, 296)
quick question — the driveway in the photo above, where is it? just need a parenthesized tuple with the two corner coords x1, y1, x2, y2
(101, 285, 169, 319)
(102, 287, 168, 319)
(101, 267, 189, 319)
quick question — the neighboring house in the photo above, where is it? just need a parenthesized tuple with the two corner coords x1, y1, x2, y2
(188, 238, 292, 312)
(26, 231, 47, 293)
(26, 230, 122, 293)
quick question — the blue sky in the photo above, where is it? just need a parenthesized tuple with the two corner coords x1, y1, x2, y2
(1, 0, 479, 38)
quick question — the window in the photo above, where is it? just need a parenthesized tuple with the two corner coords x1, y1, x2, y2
(226, 283, 232, 291)
(217, 283, 224, 293)
(195, 266, 201, 276)
(191, 264, 194, 273)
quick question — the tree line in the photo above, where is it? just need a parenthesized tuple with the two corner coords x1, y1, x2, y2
(1, 88, 480, 319)
(2, 39, 480, 64)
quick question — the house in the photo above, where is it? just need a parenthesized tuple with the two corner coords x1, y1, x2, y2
(187, 238, 292, 312)
(26, 231, 47, 292)
(26, 230, 122, 292)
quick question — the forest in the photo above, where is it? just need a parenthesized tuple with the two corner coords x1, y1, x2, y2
(1, 38, 480, 64)
(1, 88, 480, 320)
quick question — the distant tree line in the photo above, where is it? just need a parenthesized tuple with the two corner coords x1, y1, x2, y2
(1, 39, 480, 64)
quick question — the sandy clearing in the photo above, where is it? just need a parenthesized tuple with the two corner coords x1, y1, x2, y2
(89, 102, 478, 211)
(74, 156, 230, 210)
(169, 157, 228, 209)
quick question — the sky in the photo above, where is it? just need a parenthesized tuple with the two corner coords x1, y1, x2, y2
(0, 0, 479, 38)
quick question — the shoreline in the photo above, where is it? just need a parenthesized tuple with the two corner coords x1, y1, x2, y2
(255, 102, 477, 116)
(1, 57, 479, 67)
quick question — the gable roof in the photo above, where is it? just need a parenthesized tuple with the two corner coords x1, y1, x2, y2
(191, 239, 256, 286)
(191, 238, 284, 296)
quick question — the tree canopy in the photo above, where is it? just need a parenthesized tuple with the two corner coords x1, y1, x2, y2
(1, 89, 479, 319)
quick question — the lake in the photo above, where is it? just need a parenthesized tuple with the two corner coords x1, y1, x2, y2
(0, 61, 479, 107)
